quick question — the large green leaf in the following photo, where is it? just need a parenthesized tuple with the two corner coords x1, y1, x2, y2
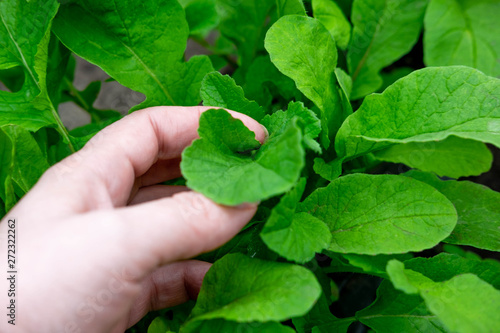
(0, 0, 73, 145)
(184, 254, 321, 325)
(387, 260, 500, 333)
(261, 178, 331, 263)
(297, 174, 457, 254)
(404, 170, 500, 251)
(373, 136, 493, 178)
(200, 72, 265, 121)
(53, 0, 213, 110)
(181, 109, 304, 205)
(335, 67, 500, 163)
(347, 0, 428, 99)
(312, 0, 351, 49)
(265, 15, 351, 149)
(424, 0, 500, 77)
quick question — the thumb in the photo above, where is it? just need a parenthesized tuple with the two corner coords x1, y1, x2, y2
(113, 191, 257, 275)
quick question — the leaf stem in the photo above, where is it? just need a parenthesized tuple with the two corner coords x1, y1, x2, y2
(49, 99, 75, 153)
(64, 77, 90, 111)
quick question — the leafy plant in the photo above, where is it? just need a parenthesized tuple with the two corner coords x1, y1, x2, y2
(1, 0, 500, 332)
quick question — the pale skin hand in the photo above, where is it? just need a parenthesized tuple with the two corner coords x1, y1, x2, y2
(0, 106, 267, 333)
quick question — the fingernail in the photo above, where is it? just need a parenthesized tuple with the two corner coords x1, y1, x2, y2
(236, 201, 260, 209)
(261, 125, 269, 140)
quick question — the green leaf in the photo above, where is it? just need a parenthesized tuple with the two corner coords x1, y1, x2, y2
(356, 280, 447, 333)
(0, 129, 13, 204)
(297, 174, 457, 254)
(265, 15, 351, 149)
(336, 66, 500, 163)
(0, 0, 73, 148)
(442, 244, 482, 260)
(373, 136, 493, 178)
(313, 158, 342, 181)
(357, 253, 500, 332)
(53, 0, 213, 110)
(179, 0, 219, 37)
(183, 319, 295, 333)
(404, 170, 500, 251)
(387, 260, 500, 333)
(181, 108, 304, 205)
(261, 101, 321, 153)
(312, 0, 352, 49)
(335, 68, 353, 99)
(404, 253, 500, 288)
(216, 0, 305, 74)
(261, 178, 331, 263)
(2, 125, 50, 194)
(200, 72, 265, 121)
(424, 0, 500, 77)
(342, 253, 414, 278)
(348, 0, 428, 99)
(244, 55, 300, 110)
(312, 318, 356, 333)
(185, 253, 321, 325)
(148, 317, 169, 333)
(293, 293, 340, 333)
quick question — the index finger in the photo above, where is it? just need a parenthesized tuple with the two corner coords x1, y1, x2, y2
(36, 106, 267, 212)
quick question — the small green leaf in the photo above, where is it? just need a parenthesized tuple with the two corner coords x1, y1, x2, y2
(404, 170, 500, 251)
(374, 136, 493, 178)
(348, 0, 428, 99)
(148, 317, 169, 333)
(265, 15, 351, 149)
(424, 0, 500, 77)
(313, 0, 351, 49)
(53, 0, 213, 109)
(261, 179, 331, 263)
(185, 253, 321, 324)
(313, 158, 342, 181)
(336, 67, 500, 162)
(261, 101, 321, 153)
(298, 174, 457, 254)
(200, 72, 265, 121)
(387, 260, 500, 333)
(181, 109, 304, 205)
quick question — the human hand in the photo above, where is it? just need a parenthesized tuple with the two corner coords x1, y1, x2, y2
(0, 106, 267, 333)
